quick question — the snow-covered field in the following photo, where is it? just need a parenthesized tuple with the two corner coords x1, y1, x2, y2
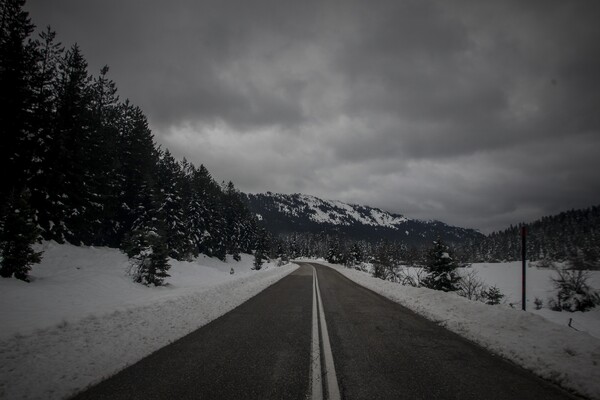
(0, 241, 298, 400)
(471, 262, 600, 339)
(317, 260, 600, 399)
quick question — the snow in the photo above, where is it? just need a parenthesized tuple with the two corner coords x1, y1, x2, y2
(470, 262, 600, 338)
(318, 261, 600, 399)
(0, 241, 298, 400)
(285, 193, 410, 228)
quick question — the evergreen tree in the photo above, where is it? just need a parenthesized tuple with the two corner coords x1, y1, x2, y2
(326, 240, 339, 263)
(29, 26, 63, 240)
(48, 44, 93, 244)
(124, 227, 170, 286)
(223, 181, 242, 260)
(155, 149, 189, 259)
(372, 241, 393, 280)
(87, 65, 120, 245)
(253, 227, 269, 270)
(0, 189, 42, 281)
(422, 239, 461, 292)
(346, 242, 363, 267)
(191, 165, 227, 260)
(0, 0, 36, 201)
(114, 101, 158, 245)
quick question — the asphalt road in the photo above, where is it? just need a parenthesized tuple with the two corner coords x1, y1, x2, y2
(72, 265, 314, 400)
(72, 262, 578, 400)
(306, 262, 578, 400)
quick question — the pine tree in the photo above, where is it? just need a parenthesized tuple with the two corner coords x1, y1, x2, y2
(124, 227, 170, 286)
(372, 241, 393, 280)
(223, 181, 243, 261)
(49, 44, 94, 244)
(155, 149, 189, 259)
(122, 182, 170, 286)
(346, 242, 363, 267)
(0, 0, 37, 201)
(0, 189, 42, 281)
(115, 101, 158, 245)
(253, 227, 269, 270)
(422, 239, 462, 292)
(190, 164, 226, 260)
(87, 65, 121, 245)
(29, 26, 64, 240)
(326, 240, 338, 263)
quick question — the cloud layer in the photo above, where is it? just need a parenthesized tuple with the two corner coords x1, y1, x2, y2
(27, 0, 600, 232)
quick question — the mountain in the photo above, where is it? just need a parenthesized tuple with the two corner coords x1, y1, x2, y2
(243, 192, 483, 247)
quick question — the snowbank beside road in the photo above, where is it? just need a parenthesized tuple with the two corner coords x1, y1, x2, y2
(0, 242, 297, 400)
(321, 262, 600, 400)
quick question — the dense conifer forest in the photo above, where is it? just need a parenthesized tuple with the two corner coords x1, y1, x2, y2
(0, 0, 263, 283)
(457, 206, 600, 264)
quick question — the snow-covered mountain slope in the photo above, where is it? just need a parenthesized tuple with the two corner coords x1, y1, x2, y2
(244, 192, 483, 246)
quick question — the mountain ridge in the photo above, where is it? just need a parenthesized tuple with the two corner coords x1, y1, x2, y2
(243, 192, 483, 247)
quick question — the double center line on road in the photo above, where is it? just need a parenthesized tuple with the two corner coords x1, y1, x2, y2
(311, 265, 341, 400)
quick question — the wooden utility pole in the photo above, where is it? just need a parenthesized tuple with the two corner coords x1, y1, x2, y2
(521, 226, 527, 311)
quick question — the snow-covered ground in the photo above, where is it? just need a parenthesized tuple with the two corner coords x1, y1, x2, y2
(315, 260, 600, 399)
(471, 262, 600, 339)
(0, 241, 298, 400)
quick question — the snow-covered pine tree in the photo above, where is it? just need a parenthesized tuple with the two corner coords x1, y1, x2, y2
(122, 192, 170, 286)
(422, 239, 462, 292)
(190, 165, 227, 260)
(326, 241, 338, 263)
(124, 227, 170, 286)
(87, 65, 121, 246)
(372, 241, 393, 280)
(346, 242, 363, 267)
(155, 149, 189, 260)
(289, 234, 298, 260)
(50, 44, 94, 245)
(0, 0, 37, 202)
(183, 163, 211, 257)
(274, 239, 287, 266)
(253, 227, 269, 270)
(0, 189, 42, 281)
(223, 181, 243, 261)
(29, 26, 64, 241)
(114, 101, 158, 246)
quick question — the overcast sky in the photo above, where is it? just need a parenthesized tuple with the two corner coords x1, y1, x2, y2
(26, 0, 600, 233)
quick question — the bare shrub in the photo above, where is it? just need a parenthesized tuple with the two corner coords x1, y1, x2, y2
(549, 267, 600, 312)
(457, 269, 486, 301)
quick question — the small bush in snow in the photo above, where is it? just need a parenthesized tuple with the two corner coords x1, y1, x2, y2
(354, 262, 371, 273)
(457, 269, 486, 301)
(548, 268, 600, 312)
(372, 262, 390, 280)
(534, 297, 543, 310)
(456, 269, 505, 305)
(396, 266, 427, 287)
(482, 285, 505, 305)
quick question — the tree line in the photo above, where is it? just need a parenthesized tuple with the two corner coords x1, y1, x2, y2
(0, 0, 263, 284)
(456, 206, 600, 265)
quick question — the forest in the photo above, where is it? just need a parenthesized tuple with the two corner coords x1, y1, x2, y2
(0, 0, 265, 283)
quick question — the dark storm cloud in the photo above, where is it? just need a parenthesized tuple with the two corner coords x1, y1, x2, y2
(25, 0, 600, 232)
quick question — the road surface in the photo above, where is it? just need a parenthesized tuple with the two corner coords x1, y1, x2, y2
(72, 262, 578, 400)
